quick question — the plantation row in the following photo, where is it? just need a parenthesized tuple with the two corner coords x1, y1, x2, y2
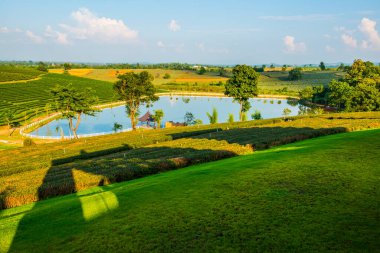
(0, 118, 284, 177)
(0, 73, 116, 125)
(0, 65, 44, 82)
(1, 112, 380, 209)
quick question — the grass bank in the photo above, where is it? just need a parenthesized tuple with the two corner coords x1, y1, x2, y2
(1, 129, 379, 252)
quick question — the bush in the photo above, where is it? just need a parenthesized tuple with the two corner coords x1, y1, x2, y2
(23, 138, 36, 147)
(163, 73, 171, 79)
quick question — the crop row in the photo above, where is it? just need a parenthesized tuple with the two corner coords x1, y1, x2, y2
(0, 73, 116, 125)
(0, 66, 43, 82)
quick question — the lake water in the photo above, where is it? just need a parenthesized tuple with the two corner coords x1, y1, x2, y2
(30, 96, 300, 137)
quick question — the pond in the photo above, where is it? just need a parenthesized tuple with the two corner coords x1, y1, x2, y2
(30, 95, 300, 138)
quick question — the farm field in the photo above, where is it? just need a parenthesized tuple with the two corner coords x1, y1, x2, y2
(49, 68, 229, 85)
(0, 73, 116, 125)
(0, 66, 44, 83)
(1, 112, 379, 209)
(50, 68, 341, 94)
(1, 128, 379, 252)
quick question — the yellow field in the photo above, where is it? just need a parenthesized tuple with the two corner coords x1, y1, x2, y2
(49, 68, 228, 85)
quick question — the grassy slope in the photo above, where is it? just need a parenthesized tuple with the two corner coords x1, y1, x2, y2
(1, 129, 379, 252)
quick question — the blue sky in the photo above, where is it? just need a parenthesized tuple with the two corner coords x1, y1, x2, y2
(0, 0, 379, 64)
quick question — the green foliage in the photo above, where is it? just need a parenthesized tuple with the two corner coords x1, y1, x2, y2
(224, 65, 259, 121)
(198, 66, 206, 75)
(112, 122, 123, 133)
(325, 59, 380, 112)
(206, 107, 218, 124)
(319, 61, 326, 71)
(23, 138, 36, 147)
(227, 113, 234, 123)
(184, 112, 196, 126)
(114, 71, 158, 130)
(283, 108, 292, 117)
(194, 119, 203, 125)
(282, 65, 287, 71)
(51, 84, 99, 138)
(163, 73, 171, 79)
(251, 110, 262, 120)
(241, 112, 247, 122)
(152, 109, 164, 128)
(63, 63, 72, 71)
(37, 62, 48, 72)
(288, 68, 303, 80)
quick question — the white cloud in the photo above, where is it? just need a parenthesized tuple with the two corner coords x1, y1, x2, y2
(26, 31, 44, 44)
(0, 27, 9, 33)
(168, 20, 181, 32)
(283, 35, 306, 53)
(358, 17, 380, 50)
(325, 45, 335, 53)
(60, 8, 138, 43)
(157, 41, 165, 48)
(45, 26, 69, 45)
(341, 34, 357, 48)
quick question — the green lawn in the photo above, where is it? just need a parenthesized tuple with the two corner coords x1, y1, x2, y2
(1, 129, 379, 252)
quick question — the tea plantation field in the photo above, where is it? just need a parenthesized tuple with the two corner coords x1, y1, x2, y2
(0, 73, 116, 125)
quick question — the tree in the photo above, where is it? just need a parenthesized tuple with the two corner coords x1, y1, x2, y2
(299, 87, 314, 102)
(219, 67, 228, 77)
(328, 80, 353, 110)
(283, 108, 292, 118)
(288, 68, 303, 80)
(1, 109, 19, 136)
(319, 61, 326, 71)
(251, 110, 262, 120)
(227, 113, 234, 123)
(163, 73, 171, 79)
(184, 112, 195, 126)
(206, 107, 218, 124)
(63, 63, 72, 71)
(224, 65, 259, 121)
(152, 109, 164, 128)
(198, 66, 206, 75)
(114, 71, 158, 130)
(282, 64, 287, 71)
(37, 61, 48, 72)
(112, 122, 123, 133)
(51, 84, 98, 139)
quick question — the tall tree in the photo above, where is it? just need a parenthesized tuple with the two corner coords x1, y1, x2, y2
(319, 61, 326, 71)
(152, 109, 164, 128)
(37, 61, 48, 72)
(51, 84, 98, 139)
(224, 65, 259, 121)
(114, 71, 158, 130)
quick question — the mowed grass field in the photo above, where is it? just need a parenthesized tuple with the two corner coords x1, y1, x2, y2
(0, 73, 116, 125)
(1, 129, 379, 252)
(1, 112, 380, 209)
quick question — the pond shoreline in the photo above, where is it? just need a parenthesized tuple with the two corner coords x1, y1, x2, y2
(18, 92, 300, 140)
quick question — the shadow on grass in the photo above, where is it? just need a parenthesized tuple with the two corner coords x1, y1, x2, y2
(4, 125, 349, 252)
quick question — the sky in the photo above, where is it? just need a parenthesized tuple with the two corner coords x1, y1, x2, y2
(0, 0, 380, 65)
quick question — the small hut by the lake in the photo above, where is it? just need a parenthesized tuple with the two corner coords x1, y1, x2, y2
(138, 111, 155, 127)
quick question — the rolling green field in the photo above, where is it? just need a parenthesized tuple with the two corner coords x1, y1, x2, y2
(1, 112, 379, 209)
(1, 129, 379, 252)
(0, 73, 116, 125)
(0, 66, 44, 83)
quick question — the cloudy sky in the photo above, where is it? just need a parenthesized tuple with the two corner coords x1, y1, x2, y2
(0, 0, 379, 64)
